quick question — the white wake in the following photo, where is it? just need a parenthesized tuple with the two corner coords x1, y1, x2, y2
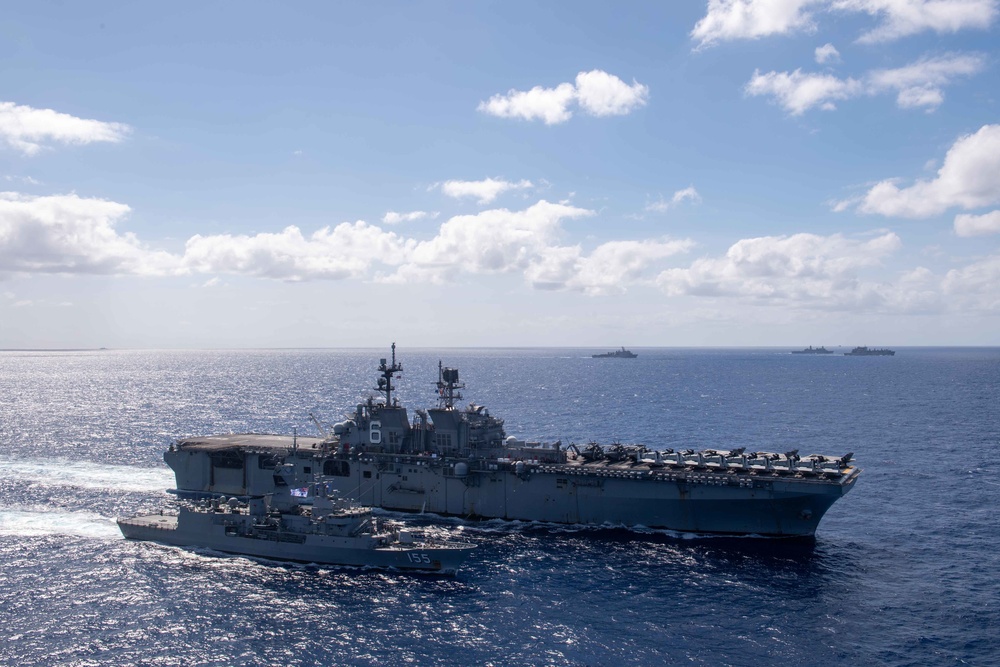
(0, 458, 174, 493)
(0, 508, 121, 540)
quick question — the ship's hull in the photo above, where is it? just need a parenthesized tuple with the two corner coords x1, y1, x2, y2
(329, 457, 855, 537)
(117, 511, 474, 574)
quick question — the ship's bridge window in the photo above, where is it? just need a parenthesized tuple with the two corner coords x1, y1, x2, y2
(388, 431, 400, 446)
(436, 433, 453, 449)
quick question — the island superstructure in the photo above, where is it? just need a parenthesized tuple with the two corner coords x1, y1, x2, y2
(165, 345, 861, 537)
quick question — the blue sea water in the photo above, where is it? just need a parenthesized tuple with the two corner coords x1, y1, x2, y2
(0, 347, 998, 666)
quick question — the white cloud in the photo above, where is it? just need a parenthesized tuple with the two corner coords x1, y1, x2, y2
(183, 200, 669, 291)
(692, 0, 997, 47)
(954, 210, 1000, 236)
(574, 70, 651, 117)
(847, 124, 1000, 217)
(478, 70, 648, 124)
(182, 221, 412, 281)
(745, 69, 863, 114)
(0, 102, 131, 156)
(815, 43, 841, 63)
(657, 232, 901, 306)
(895, 86, 944, 108)
(5, 191, 998, 313)
(528, 238, 696, 295)
(477, 83, 577, 125)
(832, 0, 999, 43)
(3, 175, 41, 186)
(0, 192, 176, 276)
(672, 186, 703, 206)
(867, 53, 984, 110)
(646, 186, 703, 213)
(691, 0, 822, 48)
(392, 200, 593, 282)
(942, 253, 1000, 307)
(382, 201, 693, 294)
(1, 194, 687, 295)
(747, 52, 983, 114)
(438, 178, 533, 204)
(382, 210, 431, 225)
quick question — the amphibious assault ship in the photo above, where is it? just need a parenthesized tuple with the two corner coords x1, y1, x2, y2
(165, 345, 861, 537)
(120, 461, 476, 574)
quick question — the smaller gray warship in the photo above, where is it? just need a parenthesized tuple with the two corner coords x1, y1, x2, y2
(844, 346, 895, 356)
(791, 346, 833, 354)
(592, 346, 638, 358)
(118, 463, 476, 574)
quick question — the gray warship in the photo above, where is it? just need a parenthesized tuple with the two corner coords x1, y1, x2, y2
(164, 345, 861, 537)
(119, 461, 477, 574)
(845, 346, 895, 356)
(592, 346, 638, 358)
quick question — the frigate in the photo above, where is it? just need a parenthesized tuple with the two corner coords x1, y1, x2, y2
(165, 345, 860, 537)
(592, 346, 638, 358)
(119, 461, 476, 574)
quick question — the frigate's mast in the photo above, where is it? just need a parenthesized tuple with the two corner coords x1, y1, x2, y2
(376, 343, 403, 406)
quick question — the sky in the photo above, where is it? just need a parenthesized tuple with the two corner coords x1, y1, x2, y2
(1, 1, 999, 348)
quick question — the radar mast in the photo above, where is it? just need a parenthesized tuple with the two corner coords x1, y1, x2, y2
(375, 343, 403, 406)
(436, 360, 464, 409)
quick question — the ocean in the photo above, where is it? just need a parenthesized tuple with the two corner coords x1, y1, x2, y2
(1, 347, 997, 666)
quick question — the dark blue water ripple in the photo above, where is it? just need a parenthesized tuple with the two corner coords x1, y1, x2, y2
(1, 347, 998, 666)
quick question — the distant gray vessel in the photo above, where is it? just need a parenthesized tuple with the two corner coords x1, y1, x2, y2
(791, 346, 833, 354)
(845, 346, 895, 356)
(119, 461, 476, 574)
(592, 346, 637, 358)
(163, 345, 861, 537)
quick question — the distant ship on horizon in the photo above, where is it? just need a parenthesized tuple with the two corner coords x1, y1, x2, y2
(592, 346, 638, 358)
(791, 346, 834, 354)
(845, 346, 895, 356)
